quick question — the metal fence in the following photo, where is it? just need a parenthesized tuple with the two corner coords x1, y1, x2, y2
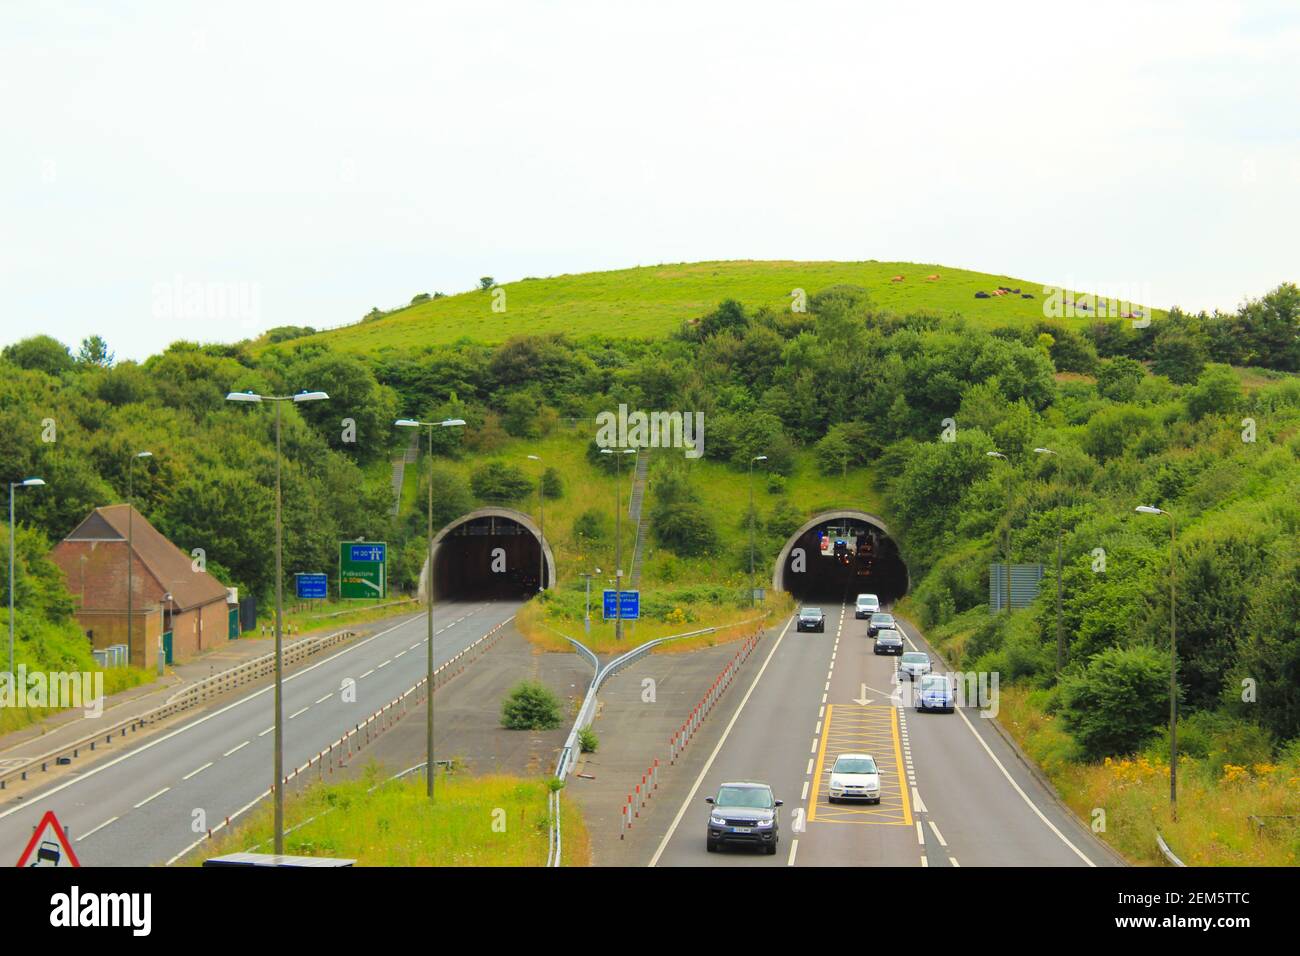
(988, 563, 1046, 611)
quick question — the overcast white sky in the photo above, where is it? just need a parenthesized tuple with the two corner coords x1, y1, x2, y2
(2, 1, 1297, 362)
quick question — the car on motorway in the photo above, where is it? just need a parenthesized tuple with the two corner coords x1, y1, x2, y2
(874, 628, 904, 655)
(867, 611, 898, 636)
(827, 753, 881, 804)
(706, 782, 782, 854)
(797, 607, 825, 632)
(898, 651, 931, 680)
(854, 593, 880, 618)
(916, 674, 955, 712)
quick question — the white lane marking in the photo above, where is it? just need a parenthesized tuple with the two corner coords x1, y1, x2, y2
(915, 821, 925, 845)
(78, 816, 119, 842)
(135, 786, 170, 808)
(821, 693, 827, 704)
(378, 659, 392, 668)
(806, 759, 814, 775)
(810, 737, 819, 753)
(949, 857, 961, 867)
(360, 669, 375, 679)
(289, 706, 309, 719)
(395, 650, 406, 658)
(801, 780, 809, 800)
(410, 642, 421, 650)
(0, 609, 444, 823)
(315, 693, 332, 704)
(920, 855, 929, 867)
(818, 705, 825, 718)
(258, 725, 274, 737)
(928, 821, 948, 847)
(648, 615, 796, 867)
(223, 741, 249, 757)
(182, 762, 213, 780)
(954, 705, 1096, 866)
(787, 838, 799, 866)
(912, 787, 927, 813)
(814, 721, 822, 735)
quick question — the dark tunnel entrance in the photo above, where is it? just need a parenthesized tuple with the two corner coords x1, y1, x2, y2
(773, 511, 909, 605)
(425, 508, 555, 602)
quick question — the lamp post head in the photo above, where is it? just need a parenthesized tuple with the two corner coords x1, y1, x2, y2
(986, 451, 1006, 460)
(18, 478, 46, 488)
(1033, 447, 1056, 456)
(394, 419, 420, 428)
(1135, 505, 1167, 516)
(753, 455, 768, 462)
(225, 391, 262, 403)
(527, 454, 541, 461)
(292, 390, 329, 403)
(440, 419, 466, 428)
(135, 451, 153, 459)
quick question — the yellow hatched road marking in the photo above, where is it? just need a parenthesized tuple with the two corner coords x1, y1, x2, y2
(809, 703, 912, 826)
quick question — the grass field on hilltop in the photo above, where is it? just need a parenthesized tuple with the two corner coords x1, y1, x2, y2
(264, 260, 1162, 354)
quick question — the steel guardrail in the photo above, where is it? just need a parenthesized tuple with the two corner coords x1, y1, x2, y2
(0, 628, 362, 792)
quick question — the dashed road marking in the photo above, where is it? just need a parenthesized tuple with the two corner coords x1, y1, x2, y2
(183, 762, 213, 780)
(135, 786, 170, 808)
(224, 741, 249, 757)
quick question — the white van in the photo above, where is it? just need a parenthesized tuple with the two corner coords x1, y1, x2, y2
(855, 593, 880, 619)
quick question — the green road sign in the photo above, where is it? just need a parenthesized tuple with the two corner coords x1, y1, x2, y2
(339, 541, 387, 599)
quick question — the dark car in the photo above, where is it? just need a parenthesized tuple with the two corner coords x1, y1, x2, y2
(917, 675, 955, 713)
(867, 612, 898, 637)
(797, 607, 825, 632)
(873, 629, 904, 655)
(706, 782, 782, 854)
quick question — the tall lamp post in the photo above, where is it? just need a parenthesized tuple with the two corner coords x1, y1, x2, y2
(227, 389, 329, 854)
(748, 455, 767, 607)
(600, 448, 636, 639)
(986, 451, 1013, 614)
(395, 418, 467, 798)
(527, 455, 545, 593)
(1136, 504, 1178, 821)
(1033, 447, 1067, 672)
(126, 451, 153, 668)
(8, 478, 46, 676)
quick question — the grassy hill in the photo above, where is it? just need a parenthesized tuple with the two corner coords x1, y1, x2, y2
(264, 259, 1162, 354)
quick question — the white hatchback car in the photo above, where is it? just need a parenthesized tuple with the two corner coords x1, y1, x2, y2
(854, 593, 880, 619)
(827, 753, 881, 804)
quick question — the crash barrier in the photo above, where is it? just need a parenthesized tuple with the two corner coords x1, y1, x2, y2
(546, 614, 768, 857)
(1155, 830, 1186, 867)
(621, 631, 762, 840)
(166, 615, 514, 864)
(0, 628, 360, 792)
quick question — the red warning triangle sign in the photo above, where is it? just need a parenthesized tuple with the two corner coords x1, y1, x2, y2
(15, 810, 80, 867)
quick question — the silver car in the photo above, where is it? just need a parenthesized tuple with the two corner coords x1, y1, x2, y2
(899, 651, 931, 681)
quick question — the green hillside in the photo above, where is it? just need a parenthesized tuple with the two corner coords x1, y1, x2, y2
(263, 260, 1163, 354)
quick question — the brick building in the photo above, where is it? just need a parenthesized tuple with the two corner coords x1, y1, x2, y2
(49, 504, 234, 669)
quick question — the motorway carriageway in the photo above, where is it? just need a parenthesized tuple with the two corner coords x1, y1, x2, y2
(0, 600, 521, 867)
(648, 601, 1121, 868)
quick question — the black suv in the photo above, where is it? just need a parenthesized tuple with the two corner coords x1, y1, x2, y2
(796, 607, 825, 632)
(706, 782, 782, 854)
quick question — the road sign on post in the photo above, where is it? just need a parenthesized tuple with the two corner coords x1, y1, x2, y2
(339, 542, 387, 599)
(294, 573, 328, 600)
(602, 589, 639, 621)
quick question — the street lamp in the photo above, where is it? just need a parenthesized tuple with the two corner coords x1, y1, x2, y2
(600, 448, 636, 639)
(986, 451, 1013, 614)
(7, 478, 45, 676)
(227, 388, 329, 854)
(126, 451, 153, 668)
(748, 455, 768, 607)
(1136, 503, 1178, 821)
(395, 417, 466, 798)
(1033, 447, 1067, 672)
(527, 455, 545, 593)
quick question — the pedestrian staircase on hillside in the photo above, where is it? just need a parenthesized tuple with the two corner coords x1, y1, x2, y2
(389, 432, 420, 516)
(627, 446, 650, 588)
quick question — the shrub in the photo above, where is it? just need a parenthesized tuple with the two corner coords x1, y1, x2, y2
(500, 681, 564, 730)
(572, 507, 610, 543)
(470, 461, 534, 503)
(1060, 646, 1170, 759)
(577, 727, 599, 753)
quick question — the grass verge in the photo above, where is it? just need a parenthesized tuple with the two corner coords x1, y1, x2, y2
(193, 764, 589, 866)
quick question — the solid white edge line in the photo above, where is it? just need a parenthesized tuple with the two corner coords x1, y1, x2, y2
(648, 614, 794, 867)
(928, 820, 948, 847)
(955, 698, 1095, 866)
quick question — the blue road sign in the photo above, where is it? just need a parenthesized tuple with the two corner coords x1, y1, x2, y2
(348, 543, 386, 563)
(295, 573, 328, 600)
(602, 589, 640, 620)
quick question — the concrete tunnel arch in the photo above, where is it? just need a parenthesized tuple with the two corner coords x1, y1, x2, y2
(773, 509, 910, 603)
(419, 507, 556, 602)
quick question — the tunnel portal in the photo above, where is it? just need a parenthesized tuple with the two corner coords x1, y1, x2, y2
(773, 510, 909, 605)
(424, 508, 554, 601)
